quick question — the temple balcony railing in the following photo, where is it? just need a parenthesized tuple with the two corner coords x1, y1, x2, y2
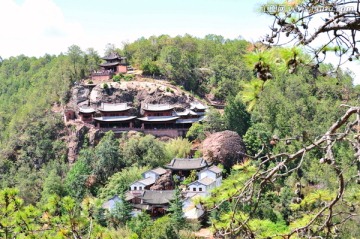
(91, 71, 114, 77)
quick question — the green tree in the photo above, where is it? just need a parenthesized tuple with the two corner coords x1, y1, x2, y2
(122, 134, 168, 167)
(224, 94, 251, 137)
(98, 166, 150, 200)
(168, 187, 185, 232)
(127, 212, 153, 239)
(0, 188, 42, 239)
(93, 131, 123, 186)
(186, 122, 205, 141)
(64, 148, 93, 199)
(108, 194, 132, 228)
(40, 168, 65, 203)
(67, 44, 85, 81)
(165, 137, 192, 158)
(85, 47, 100, 73)
(240, 79, 264, 111)
(203, 108, 226, 133)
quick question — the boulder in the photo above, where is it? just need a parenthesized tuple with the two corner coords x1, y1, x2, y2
(71, 85, 90, 105)
(150, 170, 175, 190)
(201, 130, 246, 169)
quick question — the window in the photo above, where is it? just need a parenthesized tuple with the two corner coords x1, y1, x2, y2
(134, 186, 137, 190)
(193, 188, 196, 191)
(139, 186, 142, 190)
(199, 188, 203, 192)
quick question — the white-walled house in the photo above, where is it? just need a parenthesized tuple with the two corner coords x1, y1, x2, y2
(130, 177, 156, 191)
(187, 165, 222, 194)
(142, 167, 167, 180)
(130, 167, 167, 191)
(188, 177, 216, 194)
(198, 165, 222, 187)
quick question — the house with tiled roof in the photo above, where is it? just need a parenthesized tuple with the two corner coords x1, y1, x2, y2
(107, 161, 222, 219)
(142, 167, 168, 179)
(129, 167, 167, 191)
(165, 157, 209, 177)
(188, 165, 222, 194)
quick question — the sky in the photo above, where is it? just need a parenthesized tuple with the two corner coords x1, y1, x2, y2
(1, 0, 359, 84)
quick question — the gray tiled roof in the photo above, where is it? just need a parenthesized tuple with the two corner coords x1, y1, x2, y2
(200, 165, 222, 174)
(190, 102, 207, 110)
(176, 116, 205, 124)
(150, 167, 167, 175)
(198, 177, 216, 186)
(143, 103, 174, 111)
(138, 177, 156, 186)
(79, 107, 95, 114)
(99, 103, 131, 112)
(99, 62, 120, 67)
(189, 177, 215, 186)
(94, 116, 136, 122)
(101, 53, 125, 60)
(102, 195, 121, 211)
(140, 190, 175, 205)
(165, 158, 208, 170)
(137, 116, 179, 122)
(134, 177, 156, 186)
(207, 165, 222, 174)
(174, 109, 198, 116)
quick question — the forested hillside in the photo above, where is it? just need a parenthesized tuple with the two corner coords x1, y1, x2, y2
(0, 34, 359, 238)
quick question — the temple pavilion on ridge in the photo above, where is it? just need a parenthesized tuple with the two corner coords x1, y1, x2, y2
(91, 53, 128, 81)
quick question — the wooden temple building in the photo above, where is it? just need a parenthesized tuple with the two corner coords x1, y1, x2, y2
(78, 107, 95, 123)
(91, 53, 128, 81)
(138, 104, 179, 130)
(93, 103, 136, 129)
(72, 102, 206, 138)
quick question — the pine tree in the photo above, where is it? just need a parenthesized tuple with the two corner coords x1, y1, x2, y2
(168, 187, 185, 232)
(224, 94, 251, 137)
(108, 193, 132, 228)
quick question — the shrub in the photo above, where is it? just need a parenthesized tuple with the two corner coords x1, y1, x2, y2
(112, 75, 121, 82)
(124, 74, 134, 81)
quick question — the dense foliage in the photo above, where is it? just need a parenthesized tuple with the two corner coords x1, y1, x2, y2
(123, 34, 252, 99)
(0, 32, 359, 238)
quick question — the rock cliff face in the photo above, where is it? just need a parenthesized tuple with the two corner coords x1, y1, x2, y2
(86, 81, 195, 110)
(65, 122, 104, 163)
(150, 170, 175, 190)
(201, 130, 246, 169)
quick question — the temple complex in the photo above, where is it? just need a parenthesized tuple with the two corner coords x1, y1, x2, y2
(68, 101, 207, 138)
